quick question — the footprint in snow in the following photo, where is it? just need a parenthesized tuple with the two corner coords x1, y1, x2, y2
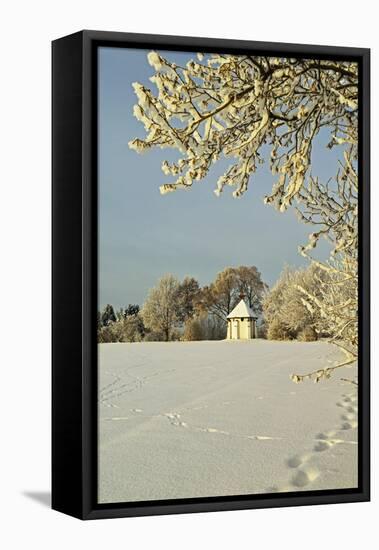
(314, 440, 334, 452)
(287, 454, 309, 468)
(291, 466, 319, 488)
(341, 420, 358, 430)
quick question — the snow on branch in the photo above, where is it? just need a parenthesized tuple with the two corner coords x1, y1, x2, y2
(290, 147, 358, 383)
(291, 345, 356, 384)
(129, 53, 358, 209)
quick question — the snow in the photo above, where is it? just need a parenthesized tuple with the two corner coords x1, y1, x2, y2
(227, 298, 256, 319)
(98, 340, 358, 504)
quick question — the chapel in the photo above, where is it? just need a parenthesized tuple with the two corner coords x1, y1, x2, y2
(226, 298, 257, 340)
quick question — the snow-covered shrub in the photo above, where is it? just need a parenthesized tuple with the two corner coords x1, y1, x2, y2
(97, 314, 145, 343)
(144, 330, 165, 342)
(182, 314, 226, 341)
(263, 265, 322, 340)
(267, 318, 294, 341)
(183, 318, 204, 341)
(169, 329, 182, 341)
(297, 326, 318, 342)
(98, 325, 114, 343)
(123, 315, 144, 342)
(97, 320, 125, 343)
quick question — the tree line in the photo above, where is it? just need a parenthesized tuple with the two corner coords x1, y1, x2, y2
(98, 265, 267, 343)
(98, 262, 336, 345)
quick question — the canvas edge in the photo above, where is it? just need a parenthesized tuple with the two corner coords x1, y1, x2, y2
(52, 31, 85, 519)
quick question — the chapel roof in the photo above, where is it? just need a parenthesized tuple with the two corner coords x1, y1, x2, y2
(227, 299, 256, 319)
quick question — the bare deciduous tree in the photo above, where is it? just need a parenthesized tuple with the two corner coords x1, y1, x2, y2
(197, 266, 266, 321)
(175, 276, 200, 322)
(197, 268, 238, 321)
(235, 265, 268, 312)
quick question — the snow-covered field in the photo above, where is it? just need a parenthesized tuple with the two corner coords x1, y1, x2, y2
(98, 340, 358, 503)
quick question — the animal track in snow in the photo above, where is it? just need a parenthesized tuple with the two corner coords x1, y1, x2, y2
(162, 410, 283, 443)
(101, 402, 119, 409)
(247, 435, 283, 441)
(200, 427, 229, 435)
(99, 368, 177, 406)
(164, 412, 188, 428)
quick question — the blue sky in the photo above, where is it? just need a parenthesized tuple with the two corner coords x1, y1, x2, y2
(98, 47, 335, 310)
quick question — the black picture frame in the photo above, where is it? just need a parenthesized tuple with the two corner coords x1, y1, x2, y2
(52, 30, 370, 520)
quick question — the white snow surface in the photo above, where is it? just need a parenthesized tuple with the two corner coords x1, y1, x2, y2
(98, 340, 358, 504)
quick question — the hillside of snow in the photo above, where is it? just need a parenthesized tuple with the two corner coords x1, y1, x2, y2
(98, 340, 358, 503)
